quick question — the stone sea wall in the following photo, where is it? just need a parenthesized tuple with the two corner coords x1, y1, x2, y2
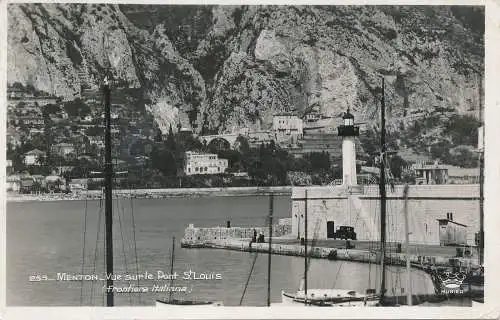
(6, 186, 292, 202)
(291, 185, 480, 246)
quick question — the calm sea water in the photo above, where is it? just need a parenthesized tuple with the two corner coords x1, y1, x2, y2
(7, 196, 434, 306)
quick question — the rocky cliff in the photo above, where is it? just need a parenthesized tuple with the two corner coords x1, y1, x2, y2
(8, 4, 484, 139)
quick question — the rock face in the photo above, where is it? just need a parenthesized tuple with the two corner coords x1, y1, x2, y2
(8, 4, 484, 138)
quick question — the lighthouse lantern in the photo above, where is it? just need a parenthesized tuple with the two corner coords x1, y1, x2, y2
(338, 108, 360, 186)
(343, 110, 354, 126)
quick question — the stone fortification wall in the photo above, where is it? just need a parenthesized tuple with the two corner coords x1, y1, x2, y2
(291, 185, 480, 246)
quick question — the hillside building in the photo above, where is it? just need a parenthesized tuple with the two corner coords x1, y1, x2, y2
(272, 113, 303, 144)
(412, 162, 479, 185)
(23, 149, 46, 166)
(184, 151, 228, 175)
(51, 143, 75, 158)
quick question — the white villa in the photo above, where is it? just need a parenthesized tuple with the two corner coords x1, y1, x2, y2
(184, 151, 228, 175)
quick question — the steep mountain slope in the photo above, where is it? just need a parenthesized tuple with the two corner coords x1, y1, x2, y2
(8, 4, 484, 140)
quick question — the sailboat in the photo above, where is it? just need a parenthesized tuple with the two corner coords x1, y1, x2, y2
(155, 237, 223, 307)
(275, 188, 379, 307)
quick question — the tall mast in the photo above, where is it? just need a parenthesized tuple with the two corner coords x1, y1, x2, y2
(267, 195, 274, 307)
(103, 75, 114, 307)
(169, 236, 175, 302)
(403, 184, 412, 306)
(304, 189, 308, 298)
(478, 74, 484, 266)
(379, 77, 387, 302)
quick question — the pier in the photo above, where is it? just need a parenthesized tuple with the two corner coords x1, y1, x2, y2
(181, 224, 479, 269)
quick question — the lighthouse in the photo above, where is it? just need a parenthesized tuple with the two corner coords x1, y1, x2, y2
(337, 108, 360, 186)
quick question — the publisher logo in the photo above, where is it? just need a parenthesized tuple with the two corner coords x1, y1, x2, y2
(438, 271, 466, 294)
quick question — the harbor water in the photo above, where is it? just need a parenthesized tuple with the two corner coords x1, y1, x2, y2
(7, 195, 434, 306)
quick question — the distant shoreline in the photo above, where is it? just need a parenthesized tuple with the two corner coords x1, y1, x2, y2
(6, 186, 293, 203)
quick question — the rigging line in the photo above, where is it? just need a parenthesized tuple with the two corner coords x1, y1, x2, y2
(117, 196, 133, 305)
(239, 251, 259, 306)
(90, 204, 104, 306)
(80, 187, 90, 306)
(303, 219, 321, 282)
(331, 195, 365, 289)
(240, 213, 269, 305)
(129, 186, 141, 304)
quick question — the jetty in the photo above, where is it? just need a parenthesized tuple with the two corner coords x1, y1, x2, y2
(181, 223, 479, 270)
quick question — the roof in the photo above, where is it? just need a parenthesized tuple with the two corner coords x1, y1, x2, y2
(7, 175, 21, 182)
(436, 219, 467, 227)
(185, 151, 218, 156)
(413, 164, 449, 170)
(274, 112, 298, 117)
(360, 166, 379, 175)
(45, 175, 62, 182)
(343, 109, 354, 119)
(21, 180, 34, 187)
(25, 149, 46, 156)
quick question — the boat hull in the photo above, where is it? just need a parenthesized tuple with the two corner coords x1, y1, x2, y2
(155, 299, 223, 308)
(279, 289, 379, 307)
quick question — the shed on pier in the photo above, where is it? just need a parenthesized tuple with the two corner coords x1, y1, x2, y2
(437, 214, 468, 246)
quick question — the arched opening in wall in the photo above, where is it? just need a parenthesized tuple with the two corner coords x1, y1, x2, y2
(207, 137, 231, 152)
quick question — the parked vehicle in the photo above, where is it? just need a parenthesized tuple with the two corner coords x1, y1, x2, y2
(334, 226, 357, 240)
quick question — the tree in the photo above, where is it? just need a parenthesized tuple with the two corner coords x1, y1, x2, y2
(43, 103, 61, 116)
(86, 126, 104, 136)
(165, 124, 176, 151)
(11, 82, 24, 90)
(305, 152, 331, 173)
(448, 146, 478, 168)
(444, 114, 481, 146)
(388, 154, 407, 179)
(63, 98, 91, 118)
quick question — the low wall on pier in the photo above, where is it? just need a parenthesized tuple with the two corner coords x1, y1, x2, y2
(183, 221, 292, 242)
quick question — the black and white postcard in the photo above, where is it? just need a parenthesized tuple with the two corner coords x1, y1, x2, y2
(1, 1, 498, 319)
